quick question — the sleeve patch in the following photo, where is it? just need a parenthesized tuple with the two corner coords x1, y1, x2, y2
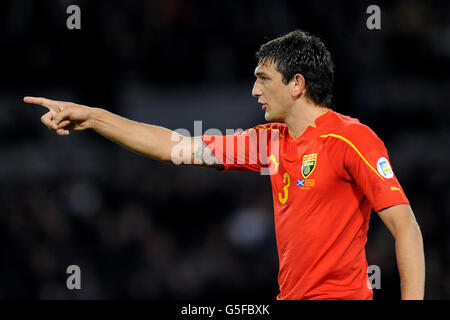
(376, 157, 394, 179)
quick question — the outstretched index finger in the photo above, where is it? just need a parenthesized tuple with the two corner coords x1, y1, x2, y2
(23, 96, 60, 112)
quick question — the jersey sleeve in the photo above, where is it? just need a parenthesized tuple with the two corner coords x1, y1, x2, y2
(338, 124, 410, 212)
(201, 124, 281, 174)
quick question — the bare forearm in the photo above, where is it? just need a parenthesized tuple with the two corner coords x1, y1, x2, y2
(89, 108, 178, 162)
(24, 96, 219, 166)
(395, 226, 425, 300)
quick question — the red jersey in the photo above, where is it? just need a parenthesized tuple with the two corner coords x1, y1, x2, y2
(201, 109, 409, 300)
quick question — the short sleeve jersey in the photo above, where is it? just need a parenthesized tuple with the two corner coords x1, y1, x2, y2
(201, 109, 409, 300)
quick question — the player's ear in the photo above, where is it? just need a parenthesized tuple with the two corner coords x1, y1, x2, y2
(291, 73, 306, 99)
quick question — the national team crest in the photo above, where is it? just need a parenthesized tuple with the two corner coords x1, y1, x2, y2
(301, 153, 317, 179)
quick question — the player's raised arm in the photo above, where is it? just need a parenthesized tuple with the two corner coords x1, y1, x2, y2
(24, 96, 223, 168)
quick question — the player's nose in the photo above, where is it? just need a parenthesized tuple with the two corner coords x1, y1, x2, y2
(252, 81, 262, 97)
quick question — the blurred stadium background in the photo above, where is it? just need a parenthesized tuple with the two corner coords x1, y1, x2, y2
(1, 0, 449, 299)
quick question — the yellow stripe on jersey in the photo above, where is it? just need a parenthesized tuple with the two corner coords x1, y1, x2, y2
(320, 133, 385, 181)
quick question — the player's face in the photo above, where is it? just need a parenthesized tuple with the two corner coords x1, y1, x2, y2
(252, 60, 292, 122)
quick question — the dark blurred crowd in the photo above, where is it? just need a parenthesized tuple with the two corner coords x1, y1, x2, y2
(1, 0, 450, 299)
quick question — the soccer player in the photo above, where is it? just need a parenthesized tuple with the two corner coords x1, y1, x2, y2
(25, 30, 425, 300)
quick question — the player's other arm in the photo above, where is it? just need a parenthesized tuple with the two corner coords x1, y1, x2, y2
(337, 123, 425, 299)
(378, 204, 425, 300)
(24, 96, 223, 168)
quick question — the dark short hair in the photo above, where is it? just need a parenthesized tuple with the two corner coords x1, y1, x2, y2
(255, 30, 334, 107)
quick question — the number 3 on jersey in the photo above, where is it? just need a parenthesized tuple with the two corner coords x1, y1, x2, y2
(278, 172, 290, 204)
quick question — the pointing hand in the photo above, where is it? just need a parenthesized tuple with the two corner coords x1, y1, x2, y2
(24, 96, 94, 135)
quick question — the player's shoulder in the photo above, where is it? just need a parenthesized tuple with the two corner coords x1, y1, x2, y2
(331, 111, 379, 137)
(325, 111, 385, 146)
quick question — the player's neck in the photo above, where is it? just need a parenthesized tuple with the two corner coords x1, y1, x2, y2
(285, 102, 328, 138)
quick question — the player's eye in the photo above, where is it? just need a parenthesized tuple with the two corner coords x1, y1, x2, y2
(255, 74, 269, 83)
